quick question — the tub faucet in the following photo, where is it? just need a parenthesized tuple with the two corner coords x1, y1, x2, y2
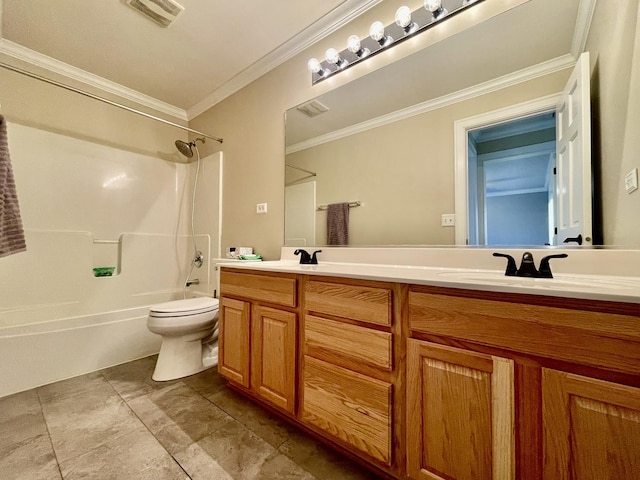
(186, 279, 200, 286)
(294, 249, 322, 264)
(493, 252, 568, 278)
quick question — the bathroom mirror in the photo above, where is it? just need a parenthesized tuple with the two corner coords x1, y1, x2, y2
(284, 0, 638, 247)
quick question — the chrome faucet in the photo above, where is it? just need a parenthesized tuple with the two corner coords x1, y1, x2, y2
(493, 252, 568, 278)
(186, 279, 200, 286)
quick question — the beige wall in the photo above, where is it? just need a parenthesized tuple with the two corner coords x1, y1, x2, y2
(286, 70, 570, 246)
(0, 66, 188, 160)
(190, 0, 530, 259)
(586, 0, 640, 245)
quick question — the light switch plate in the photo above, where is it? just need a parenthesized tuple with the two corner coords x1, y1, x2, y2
(256, 203, 268, 214)
(625, 168, 638, 194)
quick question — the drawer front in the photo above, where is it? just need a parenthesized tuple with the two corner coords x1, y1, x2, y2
(305, 280, 391, 326)
(221, 270, 296, 307)
(408, 290, 640, 376)
(305, 314, 392, 371)
(301, 356, 393, 466)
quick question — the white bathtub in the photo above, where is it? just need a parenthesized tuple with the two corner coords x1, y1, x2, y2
(0, 305, 162, 398)
(0, 231, 213, 398)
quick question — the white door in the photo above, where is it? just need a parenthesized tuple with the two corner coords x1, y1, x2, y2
(555, 52, 592, 245)
(285, 181, 316, 246)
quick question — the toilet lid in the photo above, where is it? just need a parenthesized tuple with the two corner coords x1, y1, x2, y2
(149, 297, 219, 316)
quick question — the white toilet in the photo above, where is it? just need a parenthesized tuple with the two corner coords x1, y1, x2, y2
(147, 297, 220, 381)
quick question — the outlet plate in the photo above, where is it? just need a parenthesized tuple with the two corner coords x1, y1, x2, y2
(625, 168, 638, 194)
(256, 203, 268, 214)
(441, 214, 455, 227)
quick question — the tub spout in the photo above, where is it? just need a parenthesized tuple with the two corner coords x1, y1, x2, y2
(186, 279, 200, 287)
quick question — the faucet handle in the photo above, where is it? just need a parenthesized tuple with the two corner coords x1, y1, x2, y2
(310, 250, 322, 265)
(493, 252, 517, 276)
(294, 249, 311, 264)
(538, 253, 568, 278)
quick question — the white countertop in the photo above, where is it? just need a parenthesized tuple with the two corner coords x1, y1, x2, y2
(217, 259, 640, 305)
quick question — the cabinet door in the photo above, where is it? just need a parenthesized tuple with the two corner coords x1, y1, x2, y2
(542, 369, 640, 479)
(251, 305, 297, 413)
(406, 340, 515, 480)
(218, 297, 251, 388)
(301, 356, 393, 466)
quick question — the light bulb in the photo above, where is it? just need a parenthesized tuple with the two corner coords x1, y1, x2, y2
(347, 35, 361, 54)
(424, 0, 441, 12)
(369, 20, 392, 46)
(369, 21, 385, 42)
(424, 0, 447, 18)
(325, 48, 341, 65)
(395, 6, 412, 28)
(307, 58, 322, 74)
(347, 34, 369, 58)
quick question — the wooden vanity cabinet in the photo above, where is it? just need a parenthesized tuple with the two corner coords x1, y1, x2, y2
(408, 286, 640, 480)
(542, 369, 640, 479)
(300, 278, 401, 472)
(218, 269, 298, 414)
(406, 340, 514, 480)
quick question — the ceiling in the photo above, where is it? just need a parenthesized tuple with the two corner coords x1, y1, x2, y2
(0, 0, 380, 119)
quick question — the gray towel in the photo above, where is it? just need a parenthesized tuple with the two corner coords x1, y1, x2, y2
(0, 115, 26, 258)
(327, 202, 349, 246)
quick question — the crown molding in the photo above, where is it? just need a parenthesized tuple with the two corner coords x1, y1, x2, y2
(286, 54, 576, 154)
(186, 0, 383, 119)
(0, 39, 188, 121)
(571, 0, 597, 57)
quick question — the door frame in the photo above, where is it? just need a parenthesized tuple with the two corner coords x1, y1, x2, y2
(453, 94, 561, 245)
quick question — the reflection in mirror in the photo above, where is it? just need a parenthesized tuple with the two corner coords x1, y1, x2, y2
(285, 0, 640, 247)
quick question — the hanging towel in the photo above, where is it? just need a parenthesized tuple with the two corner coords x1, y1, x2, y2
(327, 202, 349, 246)
(0, 115, 26, 258)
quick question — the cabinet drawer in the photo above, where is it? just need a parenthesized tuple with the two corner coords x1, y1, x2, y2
(305, 315, 392, 371)
(409, 290, 640, 376)
(301, 356, 393, 465)
(221, 270, 296, 307)
(305, 280, 391, 326)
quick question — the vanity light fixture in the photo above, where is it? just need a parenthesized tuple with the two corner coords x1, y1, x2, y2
(308, 0, 484, 84)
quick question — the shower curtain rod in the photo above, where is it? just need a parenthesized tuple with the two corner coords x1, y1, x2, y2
(0, 62, 223, 143)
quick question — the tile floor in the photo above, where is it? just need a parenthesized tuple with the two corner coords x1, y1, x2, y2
(0, 355, 382, 479)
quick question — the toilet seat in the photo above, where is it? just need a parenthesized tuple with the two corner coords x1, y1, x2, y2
(149, 297, 219, 318)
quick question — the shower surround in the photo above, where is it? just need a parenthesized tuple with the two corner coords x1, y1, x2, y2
(0, 122, 221, 397)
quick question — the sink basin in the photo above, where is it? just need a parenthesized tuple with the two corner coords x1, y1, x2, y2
(436, 270, 640, 293)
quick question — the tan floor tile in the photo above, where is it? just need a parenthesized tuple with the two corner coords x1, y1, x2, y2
(208, 387, 296, 448)
(59, 427, 188, 480)
(41, 388, 144, 463)
(0, 433, 61, 480)
(128, 382, 235, 454)
(279, 430, 382, 480)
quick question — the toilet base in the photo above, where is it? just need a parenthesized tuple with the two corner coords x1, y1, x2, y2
(152, 335, 215, 381)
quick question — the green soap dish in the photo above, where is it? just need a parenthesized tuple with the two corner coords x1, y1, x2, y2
(93, 267, 116, 277)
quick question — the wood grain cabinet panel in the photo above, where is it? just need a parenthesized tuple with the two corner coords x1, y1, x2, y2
(301, 356, 393, 466)
(218, 297, 251, 388)
(407, 339, 515, 480)
(304, 314, 392, 371)
(305, 280, 391, 326)
(251, 305, 297, 413)
(542, 368, 640, 479)
(220, 270, 296, 307)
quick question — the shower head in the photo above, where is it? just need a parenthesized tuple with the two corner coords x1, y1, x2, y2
(175, 138, 205, 158)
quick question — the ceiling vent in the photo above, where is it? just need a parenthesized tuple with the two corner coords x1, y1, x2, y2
(296, 99, 330, 118)
(125, 0, 185, 27)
